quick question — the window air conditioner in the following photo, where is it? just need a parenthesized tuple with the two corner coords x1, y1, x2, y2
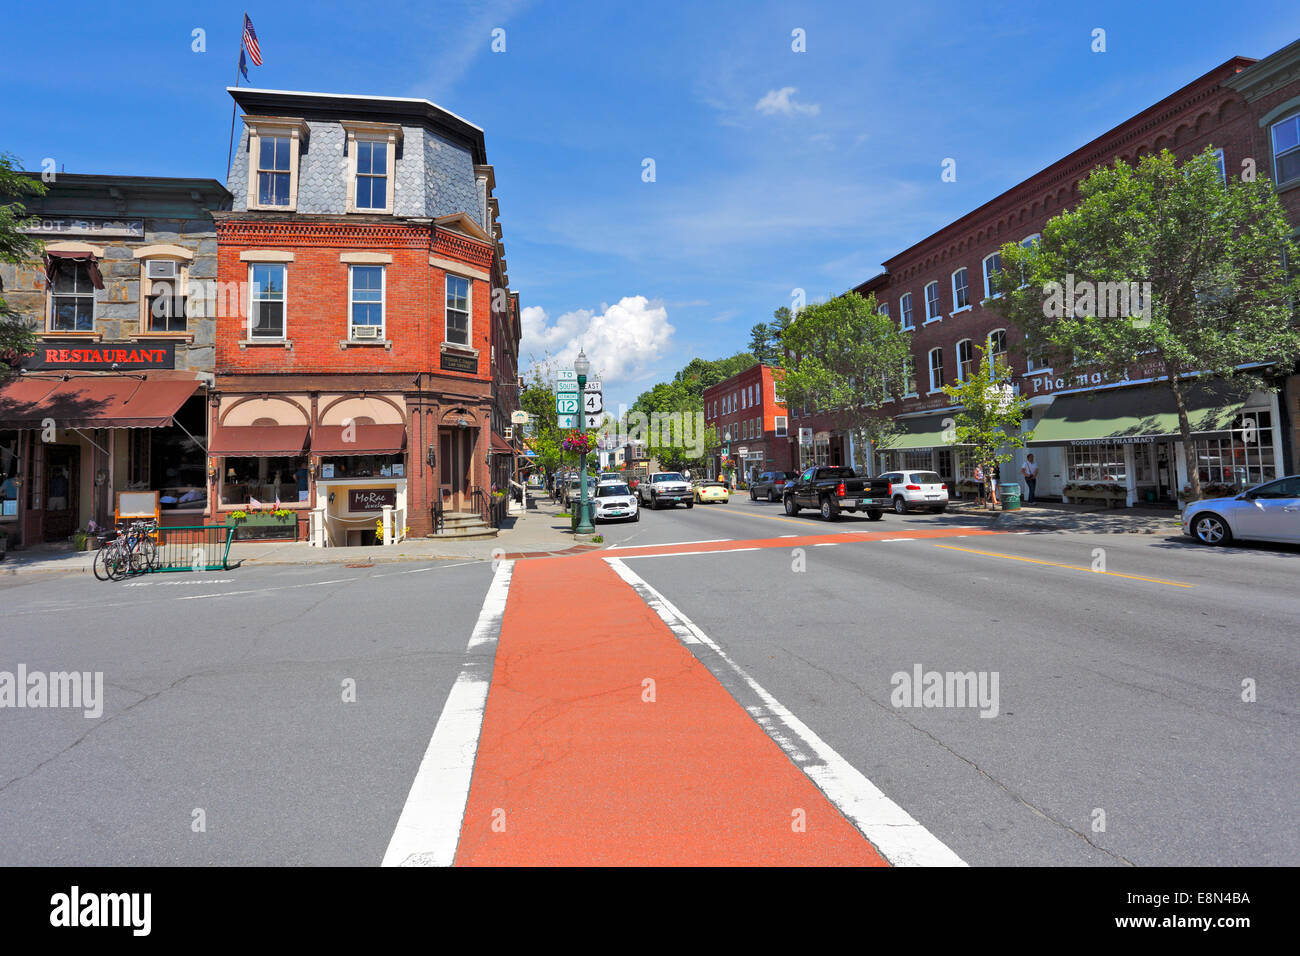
(353, 325, 380, 339)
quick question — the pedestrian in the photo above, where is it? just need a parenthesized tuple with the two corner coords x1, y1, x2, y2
(1020, 453, 1038, 504)
(989, 463, 1000, 511)
(973, 463, 985, 507)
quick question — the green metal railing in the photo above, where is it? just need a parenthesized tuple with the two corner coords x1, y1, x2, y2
(145, 525, 235, 573)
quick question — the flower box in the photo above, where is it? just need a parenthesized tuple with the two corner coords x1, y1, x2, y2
(227, 510, 298, 540)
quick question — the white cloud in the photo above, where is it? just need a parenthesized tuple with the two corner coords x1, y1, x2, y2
(755, 87, 820, 117)
(520, 296, 674, 383)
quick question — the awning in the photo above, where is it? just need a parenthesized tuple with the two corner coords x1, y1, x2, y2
(0, 373, 200, 429)
(209, 424, 309, 457)
(45, 250, 105, 290)
(883, 414, 962, 451)
(312, 423, 406, 456)
(1028, 382, 1247, 446)
(490, 431, 515, 455)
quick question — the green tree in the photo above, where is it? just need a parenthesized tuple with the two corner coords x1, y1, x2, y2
(940, 354, 1034, 505)
(777, 292, 913, 471)
(769, 306, 793, 365)
(748, 323, 774, 365)
(0, 153, 46, 371)
(990, 147, 1300, 499)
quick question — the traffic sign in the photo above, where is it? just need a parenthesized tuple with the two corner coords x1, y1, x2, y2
(556, 381, 578, 394)
(557, 370, 577, 381)
(584, 413, 603, 428)
(583, 392, 603, 414)
(556, 395, 579, 414)
(584, 380, 601, 392)
(557, 413, 577, 428)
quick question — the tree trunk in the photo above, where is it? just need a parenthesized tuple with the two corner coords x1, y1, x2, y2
(1167, 373, 1201, 503)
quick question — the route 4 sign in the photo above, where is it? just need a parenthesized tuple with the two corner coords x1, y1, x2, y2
(583, 392, 603, 414)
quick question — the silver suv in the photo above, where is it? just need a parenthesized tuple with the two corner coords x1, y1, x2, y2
(639, 472, 693, 509)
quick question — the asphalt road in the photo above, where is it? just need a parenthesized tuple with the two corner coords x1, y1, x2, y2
(1, 494, 1295, 865)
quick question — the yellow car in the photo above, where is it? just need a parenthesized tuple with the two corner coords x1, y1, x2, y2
(692, 480, 730, 503)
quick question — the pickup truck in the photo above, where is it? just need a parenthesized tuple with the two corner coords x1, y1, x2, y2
(782, 466, 891, 521)
(639, 472, 694, 509)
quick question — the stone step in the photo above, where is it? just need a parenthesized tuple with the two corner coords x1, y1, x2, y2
(430, 526, 498, 540)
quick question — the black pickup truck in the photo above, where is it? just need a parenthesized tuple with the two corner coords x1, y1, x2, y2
(783, 466, 891, 521)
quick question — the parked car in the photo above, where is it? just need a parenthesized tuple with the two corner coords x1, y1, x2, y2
(593, 481, 639, 522)
(783, 466, 890, 521)
(639, 472, 694, 509)
(878, 470, 950, 514)
(750, 470, 798, 502)
(1182, 475, 1300, 546)
(692, 480, 730, 504)
(599, 472, 622, 483)
(562, 475, 597, 509)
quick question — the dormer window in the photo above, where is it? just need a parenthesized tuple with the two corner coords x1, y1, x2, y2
(343, 121, 401, 215)
(243, 116, 308, 212)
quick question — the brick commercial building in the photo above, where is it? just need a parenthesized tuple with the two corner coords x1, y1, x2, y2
(795, 39, 1300, 506)
(702, 363, 791, 482)
(213, 87, 521, 545)
(0, 174, 229, 548)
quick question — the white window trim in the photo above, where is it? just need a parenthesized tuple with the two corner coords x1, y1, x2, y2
(987, 328, 1008, 368)
(928, 348, 945, 393)
(244, 116, 308, 212)
(774, 416, 787, 437)
(982, 252, 1003, 299)
(248, 262, 287, 341)
(46, 253, 98, 334)
(1271, 111, 1300, 186)
(138, 253, 193, 334)
(899, 292, 914, 330)
(924, 282, 941, 322)
(1211, 147, 1227, 185)
(445, 272, 473, 349)
(343, 120, 402, 215)
(951, 267, 970, 311)
(955, 338, 973, 382)
(948, 306, 973, 318)
(348, 264, 386, 340)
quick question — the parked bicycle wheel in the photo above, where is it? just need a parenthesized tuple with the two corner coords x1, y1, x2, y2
(130, 536, 158, 574)
(92, 541, 116, 581)
(107, 541, 132, 581)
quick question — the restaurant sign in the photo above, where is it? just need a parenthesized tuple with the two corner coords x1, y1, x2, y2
(348, 488, 397, 512)
(23, 217, 145, 239)
(22, 341, 176, 370)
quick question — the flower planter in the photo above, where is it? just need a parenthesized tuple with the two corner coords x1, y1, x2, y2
(227, 513, 297, 541)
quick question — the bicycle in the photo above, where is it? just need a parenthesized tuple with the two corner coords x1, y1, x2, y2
(92, 520, 159, 581)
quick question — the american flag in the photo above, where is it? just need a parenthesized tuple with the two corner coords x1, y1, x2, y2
(242, 14, 262, 67)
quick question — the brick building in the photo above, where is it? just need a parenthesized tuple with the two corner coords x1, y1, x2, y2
(702, 363, 791, 482)
(212, 87, 520, 544)
(794, 40, 1300, 505)
(0, 174, 228, 547)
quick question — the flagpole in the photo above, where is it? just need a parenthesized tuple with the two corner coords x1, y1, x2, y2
(225, 18, 244, 183)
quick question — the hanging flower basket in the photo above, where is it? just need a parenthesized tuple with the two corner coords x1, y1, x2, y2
(561, 430, 594, 454)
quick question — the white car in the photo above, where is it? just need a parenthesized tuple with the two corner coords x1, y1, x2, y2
(878, 470, 950, 514)
(639, 472, 693, 509)
(1182, 475, 1300, 546)
(593, 481, 639, 522)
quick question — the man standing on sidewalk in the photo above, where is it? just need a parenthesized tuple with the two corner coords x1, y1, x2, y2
(1020, 454, 1038, 504)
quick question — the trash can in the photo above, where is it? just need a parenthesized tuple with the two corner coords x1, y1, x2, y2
(999, 482, 1021, 511)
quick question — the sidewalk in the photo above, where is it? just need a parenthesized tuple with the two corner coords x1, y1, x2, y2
(0, 496, 589, 576)
(946, 498, 1185, 535)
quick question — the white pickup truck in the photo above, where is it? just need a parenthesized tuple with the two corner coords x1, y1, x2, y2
(638, 472, 694, 509)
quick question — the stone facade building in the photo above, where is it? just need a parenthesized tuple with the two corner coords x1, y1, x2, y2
(0, 174, 229, 547)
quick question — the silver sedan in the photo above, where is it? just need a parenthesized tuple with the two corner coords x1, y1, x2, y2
(1182, 475, 1300, 546)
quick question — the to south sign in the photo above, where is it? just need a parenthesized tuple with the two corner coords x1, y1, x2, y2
(22, 342, 176, 370)
(349, 488, 397, 512)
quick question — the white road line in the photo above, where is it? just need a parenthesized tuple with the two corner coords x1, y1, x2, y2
(813, 542, 838, 547)
(628, 537, 733, 549)
(378, 561, 480, 576)
(618, 547, 759, 560)
(879, 538, 914, 542)
(381, 559, 513, 867)
(605, 557, 966, 868)
(175, 577, 355, 600)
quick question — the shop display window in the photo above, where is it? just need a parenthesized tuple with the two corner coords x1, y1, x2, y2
(222, 456, 308, 505)
(318, 454, 405, 480)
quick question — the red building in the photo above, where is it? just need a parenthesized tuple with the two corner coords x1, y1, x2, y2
(702, 364, 791, 482)
(211, 88, 520, 544)
(794, 41, 1300, 505)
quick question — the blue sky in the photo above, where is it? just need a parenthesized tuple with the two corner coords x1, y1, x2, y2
(3, 1, 1298, 410)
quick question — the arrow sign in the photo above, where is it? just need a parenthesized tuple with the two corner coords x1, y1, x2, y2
(584, 413, 603, 428)
(557, 413, 577, 428)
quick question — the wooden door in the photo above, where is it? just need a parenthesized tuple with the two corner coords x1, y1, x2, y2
(44, 445, 80, 542)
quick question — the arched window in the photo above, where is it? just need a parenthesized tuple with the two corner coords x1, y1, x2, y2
(924, 282, 941, 322)
(928, 347, 945, 392)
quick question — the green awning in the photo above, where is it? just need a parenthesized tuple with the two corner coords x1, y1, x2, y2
(1028, 382, 1247, 446)
(882, 414, 959, 451)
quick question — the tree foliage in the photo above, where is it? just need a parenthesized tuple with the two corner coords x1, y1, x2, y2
(0, 153, 46, 370)
(777, 292, 913, 470)
(940, 354, 1034, 499)
(988, 147, 1300, 496)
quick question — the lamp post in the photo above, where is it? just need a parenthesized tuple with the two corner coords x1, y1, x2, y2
(573, 349, 595, 533)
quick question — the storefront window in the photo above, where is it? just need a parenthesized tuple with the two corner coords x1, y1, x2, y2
(128, 396, 207, 510)
(318, 454, 405, 480)
(1194, 411, 1275, 488)
(903, 450, 933, 472)
(1, 431, 19, 517)
(222, 456, 308, 506)
(1068, 444, 1127, 483)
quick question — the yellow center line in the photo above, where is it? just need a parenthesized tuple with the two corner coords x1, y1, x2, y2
(933, 543, 1195, 588)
